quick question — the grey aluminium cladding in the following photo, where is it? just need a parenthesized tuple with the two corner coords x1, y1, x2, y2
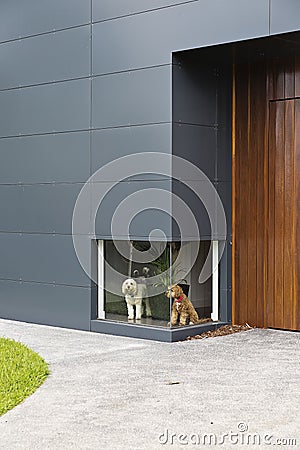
(0, 0, 297, 340)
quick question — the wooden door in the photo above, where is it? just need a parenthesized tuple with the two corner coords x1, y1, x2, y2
(233, 60, 300, 331)
(267, 99, 300, 330)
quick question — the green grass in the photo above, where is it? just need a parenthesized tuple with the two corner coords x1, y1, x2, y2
(0, 337, 49, 416)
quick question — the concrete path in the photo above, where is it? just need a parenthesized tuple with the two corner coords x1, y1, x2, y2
(0, 319, 299, 450)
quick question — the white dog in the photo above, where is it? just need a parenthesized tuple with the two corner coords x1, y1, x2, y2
(121, 278, 152, 320)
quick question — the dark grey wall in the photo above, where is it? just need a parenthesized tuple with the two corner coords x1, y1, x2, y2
(172, 53, 232, 239)
(0, 0, 299, 330)
(270, 0, 300, 34)
(0, 1, 92, 330)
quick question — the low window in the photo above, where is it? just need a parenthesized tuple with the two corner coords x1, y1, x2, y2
(98, 240, 219, 328)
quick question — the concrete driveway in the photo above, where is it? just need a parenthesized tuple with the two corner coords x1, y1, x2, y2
(0, 318, 299, 449)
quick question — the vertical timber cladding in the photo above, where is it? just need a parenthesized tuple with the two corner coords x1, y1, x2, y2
(268, 99, 300, 330)
(233, 57, 300, 331)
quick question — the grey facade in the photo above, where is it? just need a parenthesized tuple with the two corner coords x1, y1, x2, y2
(0, 1, 299, 340)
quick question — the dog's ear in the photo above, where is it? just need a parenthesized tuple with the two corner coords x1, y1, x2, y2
(173, 284, 182, 297)
(121, 281, 127, 294)
(177, 285, 184, 296)
(165, 286, 171, 297)
(132, 279, 138, 294)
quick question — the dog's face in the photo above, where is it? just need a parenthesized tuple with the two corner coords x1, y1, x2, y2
(165, 284, 183, 299)
(122, 278, 137, 295)
(142, 266, 150, 277)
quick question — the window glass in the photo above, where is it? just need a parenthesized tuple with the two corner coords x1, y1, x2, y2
(99, 240, 214, 328)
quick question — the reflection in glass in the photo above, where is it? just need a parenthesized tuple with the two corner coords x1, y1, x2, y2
(99, 240, 216, 328)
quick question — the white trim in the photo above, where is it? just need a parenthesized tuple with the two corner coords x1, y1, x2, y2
(211, 241, 219, 321)
(97, 240, 105, 319)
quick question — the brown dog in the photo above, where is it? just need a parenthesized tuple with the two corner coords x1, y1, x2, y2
(166, 284, 211, 326)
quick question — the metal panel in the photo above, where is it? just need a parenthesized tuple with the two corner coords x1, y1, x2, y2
(0, 1, 20, 43)
(0, 27, 90, 90)
(0, 185, 22, 232)
(217, 66, 232, 128)
(219, 242, 228, 290)
(270, 0, 300, 35)
(91, 124, 171, 177)
(0, 0, 90, 43)
(91, 319, 173, 342)
(91, 319, 228, 342)
(220, 241, 232, 291)
(19, 234, 91, 287)
(217, 182, 231, 235)
(172, 181, 229, 241)
(172, 124, 217, 181)
(219, 289, 230, 322)
(172, 180, 212, 240)
(0, 132, 90, 184)
(0, 233, 21, 280)
(92, 0, 195, 22)
(173, 56, 232, 184)
(0, 79, 90, 137)
(20, 183, 89, 235)
(0, 280, 90, 331)
(227, 247, 232, 291)
(92, 180, 172, 239)
(92, 66, 171, 129)
(217, 127, 232, 182)
(92, 0, 269, 74)
(173, 64, 216, 126)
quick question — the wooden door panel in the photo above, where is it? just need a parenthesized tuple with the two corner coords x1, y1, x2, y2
(267, 102, 276, 328)
(273, 101, 285, 329)
(267, 99, 299, 330)
(283, 100, 295, 329)
(233, 60, 300, 331)
(294, 101, 300, 330)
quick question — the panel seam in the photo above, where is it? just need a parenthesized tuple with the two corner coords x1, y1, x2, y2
(92, 0, 201, 24)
